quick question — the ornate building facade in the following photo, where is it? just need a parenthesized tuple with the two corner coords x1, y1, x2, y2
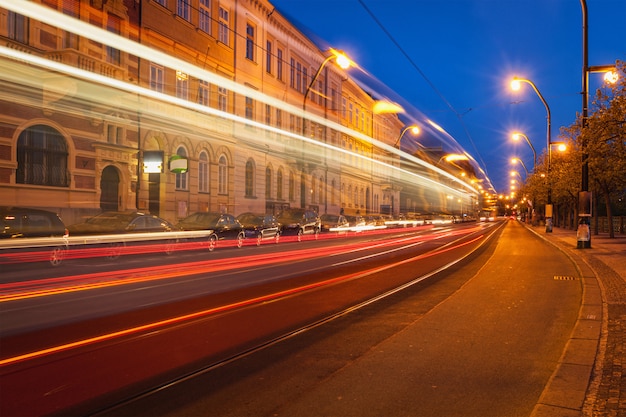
(0, 0, 431, 226)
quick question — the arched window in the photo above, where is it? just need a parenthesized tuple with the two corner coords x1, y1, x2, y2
(289, 171, 295, 202)
(265, 165, 272, 199)
(245, 159, 255, 197)
(218, 154, 228, 194)
(276, 168, 283, 200)
(198, 151, 209, 193)
(17, 125, 69, 187)
(174, 146, 188, 190)
(319, 176, 324, 204)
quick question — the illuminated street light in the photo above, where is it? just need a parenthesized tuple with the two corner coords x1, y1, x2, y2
(510, 157, 529, 176)
(303, 49, 351, 131)
(394, 125, 420, 148)
(511, 76, 553, 232)
(511, 132, 536, 170)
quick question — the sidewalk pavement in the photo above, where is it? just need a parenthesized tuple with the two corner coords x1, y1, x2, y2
(524, 223, 626, 417)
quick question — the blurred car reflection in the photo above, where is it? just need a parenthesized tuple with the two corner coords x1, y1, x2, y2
(276, 208, 321, 241)
(67, 211, 178, 259)
(236, 212, 281, 245)
(320, 214, 349, 233)
(68, 211, 176, 235)
(176, 212, 245, 251)
(0, 206, 69, 266)
(1, 206, 67, 238)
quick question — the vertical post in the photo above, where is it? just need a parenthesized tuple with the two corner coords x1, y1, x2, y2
(577, 0, 592, 248)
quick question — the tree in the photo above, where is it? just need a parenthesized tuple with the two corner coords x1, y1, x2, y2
(584, 60, 626, 237)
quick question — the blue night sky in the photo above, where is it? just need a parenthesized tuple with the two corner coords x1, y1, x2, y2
(270, 0, 626, 194)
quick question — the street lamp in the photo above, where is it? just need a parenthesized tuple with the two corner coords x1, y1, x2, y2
(578, 0, 620, 248)
(511, 132, 536, 170)
(303, 48, 350, 133)
(510, 157, 529, 176)
(511, 76, 553, 232)
(394, 125, 420, 148)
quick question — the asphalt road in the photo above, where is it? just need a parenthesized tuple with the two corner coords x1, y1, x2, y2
(100, 220, 582, 417)
(1, 223, 498, 416)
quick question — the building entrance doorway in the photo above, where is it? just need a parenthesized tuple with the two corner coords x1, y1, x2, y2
(100, 166, 120, 211)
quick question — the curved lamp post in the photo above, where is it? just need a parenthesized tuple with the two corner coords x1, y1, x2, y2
(394, 125, 420, 148)
(303, 49, 350, 112)
(511, 132, 536, 170)
(511, 76, 553, 232)
(300, 49, 350, 209)
(510, 157, 529, 176)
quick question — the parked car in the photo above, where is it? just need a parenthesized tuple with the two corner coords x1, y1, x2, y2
(67, 211, 179, 258)
(176, 212, 245, 251)
(0, 206, 68, 266)
(320, 214, 350, 233)
(237, 212, 281, 245)
(0, 206, 67, 239)
(276, 208, 320, 241)
(68, 211, 176, 235)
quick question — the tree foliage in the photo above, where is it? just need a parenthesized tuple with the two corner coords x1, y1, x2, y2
(519, 60, 625, 236)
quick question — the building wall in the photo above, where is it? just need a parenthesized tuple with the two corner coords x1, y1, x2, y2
(0, 0, 406, 227)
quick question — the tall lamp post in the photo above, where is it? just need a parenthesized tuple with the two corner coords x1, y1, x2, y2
(511, 76, 553, 232)
(511, 132, 536, 170)
(578, 0, 619, 248)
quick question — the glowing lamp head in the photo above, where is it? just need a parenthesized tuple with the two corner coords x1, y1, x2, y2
(511, 78, 521, 91)
(334, 52, 350, 69)
(410, 126, 420, 135)
(604, 70, 618, 84)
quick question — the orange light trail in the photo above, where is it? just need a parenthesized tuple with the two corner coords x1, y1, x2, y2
(0, 233, 484, 367)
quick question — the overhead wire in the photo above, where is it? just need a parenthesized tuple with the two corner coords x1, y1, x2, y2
(357, 0, 493, 187)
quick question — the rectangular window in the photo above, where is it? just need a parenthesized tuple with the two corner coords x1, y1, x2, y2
(177, 0, 190, 21)
(107, 125, 123, 145)
(245, 96, 254, 121)
(199, 0, 211, 34)
(266, 40, 272, 74)
(217, 86, 227, 111)
(265, 104, 271, 126)
(106, 13, 121, 66)
(176, 71, 189, 100)
(153, 0, 166, 6)
(62, 0, 78, 48)
(8, 12, 29, 44)
(150, 64, 164, 93)
(198, 80, 209, 105)
(276, 109, 282, 129)
(296, 62, 302, 92)
(218, 7, 229, 45)
(245, 23, 255, 61)
(277, 48, 283, 81)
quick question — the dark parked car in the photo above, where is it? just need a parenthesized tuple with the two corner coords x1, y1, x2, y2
(0, 206, 68, 266)
(276, 208, 320, 241)
(176, 212, 245, 251)
(0, 206, 67, 239)
(236, 212, 281, 245)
